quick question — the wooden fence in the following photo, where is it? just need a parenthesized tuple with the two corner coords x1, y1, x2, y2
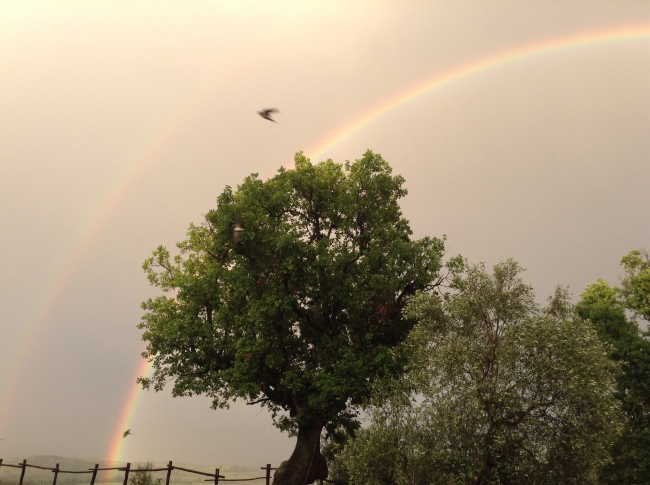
(0, 460, 278, 485)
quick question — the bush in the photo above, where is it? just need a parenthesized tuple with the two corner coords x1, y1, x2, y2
(129, 462, 154, 485)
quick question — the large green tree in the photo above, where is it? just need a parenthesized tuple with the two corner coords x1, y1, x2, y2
(576, 249, 650, 484)
(340, 260, 621, 485)
(138, 151, 445, 485)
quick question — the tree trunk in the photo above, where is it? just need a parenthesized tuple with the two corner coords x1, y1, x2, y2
(272, 420, 328, 485)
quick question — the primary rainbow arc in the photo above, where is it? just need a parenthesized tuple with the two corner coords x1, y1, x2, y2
(106, 23, 650, 465)
(308, 24, 650, 161)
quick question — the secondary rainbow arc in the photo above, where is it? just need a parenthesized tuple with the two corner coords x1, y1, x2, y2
(0, 82, 216, 434)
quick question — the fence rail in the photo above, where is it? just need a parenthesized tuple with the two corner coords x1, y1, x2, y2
(0, 460, 278, 485)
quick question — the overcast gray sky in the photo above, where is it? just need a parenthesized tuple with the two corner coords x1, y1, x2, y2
(1, 0, 649, 470)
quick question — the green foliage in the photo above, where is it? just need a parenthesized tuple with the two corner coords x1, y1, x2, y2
(576, 255, 650, 485)
(619, 249, 650, 322)
(577, 280, 637, 346)
(129, 462, 154, 485)
(340, 260, 621, 485)
(321, 427, 352, 485)
(138, 151, 445, 437)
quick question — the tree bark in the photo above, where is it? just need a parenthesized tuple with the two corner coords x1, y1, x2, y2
(272, 420, 328, 485)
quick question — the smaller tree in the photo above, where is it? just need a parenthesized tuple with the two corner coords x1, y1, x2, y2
(340, 260, 622, 485)
(576, 250, 650, 485)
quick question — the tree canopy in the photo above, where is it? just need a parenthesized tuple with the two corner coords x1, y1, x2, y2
(339, 260, 621, 485)
(138, 151, 445, 485)
(619, 248, 650, 322)
(576, 249, 650, 485)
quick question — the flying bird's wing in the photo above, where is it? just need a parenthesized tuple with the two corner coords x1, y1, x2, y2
(123, 429, 132, 438)
(258, 109, 279, 122)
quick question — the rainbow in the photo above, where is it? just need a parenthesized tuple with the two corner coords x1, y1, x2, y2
(0, 23, 648, 463)
(106, 358, 153, 467)
(104, 23, 650, 465)
(307, 24, 650, 161)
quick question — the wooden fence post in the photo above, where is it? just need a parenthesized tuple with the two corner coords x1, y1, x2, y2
(261, 464, 271, 485)
(90, 464, 99, 485)
(52, 463, 60, 485)
(122, 463, 131, 485)
(214, 468, 219, 485)
(18, 459, 27, 485)
(165, 461, 173, 485)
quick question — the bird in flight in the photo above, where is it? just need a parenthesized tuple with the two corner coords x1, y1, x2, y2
(123, 429, 133, 438)
(233, 218, 245, 244)
(258, 108, 279, 122)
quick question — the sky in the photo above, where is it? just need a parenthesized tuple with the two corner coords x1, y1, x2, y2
(1, 0, 649, 471)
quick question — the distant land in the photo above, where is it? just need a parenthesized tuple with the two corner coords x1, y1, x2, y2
(0, 456, 264, 485)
